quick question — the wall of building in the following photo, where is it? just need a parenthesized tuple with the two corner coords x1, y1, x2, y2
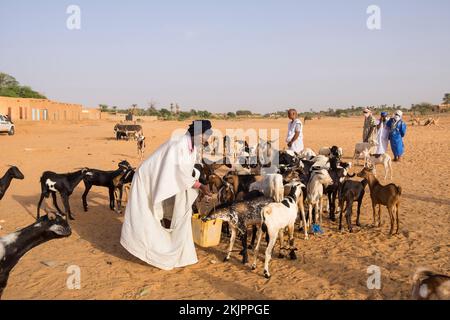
(0, 97, 82, 121)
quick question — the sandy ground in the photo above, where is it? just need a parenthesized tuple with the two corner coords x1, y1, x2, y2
(0, 116, 449, 300)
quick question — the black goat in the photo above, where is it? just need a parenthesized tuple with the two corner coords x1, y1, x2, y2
(0, 214, 71, 299)
(338, 179, 368, 232)
(112, 167, 135, 214)
(326, 158, 354, 221)
(81, 160, 131, 212)
(0, 166, 24, 200)
(37, 168, 91, 221)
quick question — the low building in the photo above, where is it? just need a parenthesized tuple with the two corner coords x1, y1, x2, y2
(0, 96, 82, 121)
(81, 108, 102, 120)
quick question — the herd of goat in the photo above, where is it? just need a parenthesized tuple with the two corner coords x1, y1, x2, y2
(0, 136, 448, 299)
(194, 140, 401, 279)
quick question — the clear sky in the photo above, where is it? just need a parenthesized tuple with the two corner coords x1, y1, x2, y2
(1, 0, 449, 112)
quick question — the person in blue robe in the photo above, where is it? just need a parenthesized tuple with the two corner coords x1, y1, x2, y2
(386, 110, 407, 161)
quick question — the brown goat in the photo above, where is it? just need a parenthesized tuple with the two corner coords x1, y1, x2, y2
(411, 268, 450, 300)
(357, 166, 401, 235)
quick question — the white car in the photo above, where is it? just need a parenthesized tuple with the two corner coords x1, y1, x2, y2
(0, 114, 15, 135)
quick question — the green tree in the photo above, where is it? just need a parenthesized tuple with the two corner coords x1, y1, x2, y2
(444, 93, 450, 105)
(0, 72, 46, 98)
(99, 104, 109, 112)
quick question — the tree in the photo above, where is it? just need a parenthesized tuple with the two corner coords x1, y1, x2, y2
(227, 112, 236, 118)
(444, 93, 450, 105)
(0, 72, 46, 99)
(0, 73, 19, 88)
(98, 104, 109, 112)
(236, 110, 252, 116)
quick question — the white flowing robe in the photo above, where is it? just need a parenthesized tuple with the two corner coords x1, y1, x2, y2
(286, 119, 304, 153)
(376, 120, 389, 154)
(120, 133, 199, 270)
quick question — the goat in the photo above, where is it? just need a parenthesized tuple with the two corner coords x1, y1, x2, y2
(411, 268, 450, 300)
(352, 142, 371, 165)
(338, 179, 368, 232)
(249, 174, 284, 203)
(0, 166, 24, 201)
(81, 160, 131, 212)
(325, 158, 355, 221)
(297, 148, 316, 160)
(203, 194, 273, 264)
(319, 146, 343, 160)
(362, 150, 393, 180)
(113, 167, 135, 214)
(136, 133, 146, 160)
(255, 181, 304, 279)
(306, 169, 333, 229)
(37, 168, 92, 221)
(223, 173, 263, 200)
(0, 213, 71, 299)
(357, 166, 402, 235)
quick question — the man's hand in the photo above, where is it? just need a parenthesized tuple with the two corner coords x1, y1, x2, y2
(199, 184, 212, 196)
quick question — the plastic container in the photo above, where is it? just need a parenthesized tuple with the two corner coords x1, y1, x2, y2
(191, 214, 223, 247)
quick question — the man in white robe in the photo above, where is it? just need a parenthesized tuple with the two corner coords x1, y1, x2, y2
(375, 111, 389, 155)
(286, 109, 304, 153)
(120, 120, 212, 270)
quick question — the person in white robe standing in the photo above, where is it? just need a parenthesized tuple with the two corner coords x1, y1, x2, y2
(120, 120, 212, 270)
(375, 111, 389, 155)
(286, 109, 304, 153)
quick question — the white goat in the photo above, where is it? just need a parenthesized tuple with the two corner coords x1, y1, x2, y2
(352, 142, 371, 165)
(252, 181, 303, 279)
(249, 174, 284, 203)
(306, 169, 333, 228)
(298, 148, 316, 160)
(362, 150, 393, 180)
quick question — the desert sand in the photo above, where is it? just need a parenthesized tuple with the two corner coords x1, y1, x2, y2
(0, 116, 449, 300)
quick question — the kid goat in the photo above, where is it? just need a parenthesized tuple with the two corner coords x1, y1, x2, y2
(37, 168, 92, 221)
(0, 213, 71, 299)
(255, 181, 304, 279)
(357, 166, 402, 235)
(82, 160, 131, 212)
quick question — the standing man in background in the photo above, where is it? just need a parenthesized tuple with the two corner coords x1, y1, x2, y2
(362, 107, 378, 152)
(286, 109, 304, 153)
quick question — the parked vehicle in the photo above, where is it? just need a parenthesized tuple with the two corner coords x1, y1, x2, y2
(0, 114, 14, 135)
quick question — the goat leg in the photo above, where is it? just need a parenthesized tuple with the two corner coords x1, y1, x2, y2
(108, 186, 115, 211)
(395, 203, 400, 234)
(248, 225, 257, 249)
(241, 230, 248, 264)
(61, 193, 74, 220)
(81, 183, 91, 212)
(251, 227, 263, 270)
(288, 224, 296, 260)
(356, 193, 364, 226)
(224, 227, 236, 262)
(51, 192, 63, 214)
(36, 193, 46, 220)
(264, 233, 277, 279)
(388, 206, 395, 235)
(278, 229, 285, 258)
